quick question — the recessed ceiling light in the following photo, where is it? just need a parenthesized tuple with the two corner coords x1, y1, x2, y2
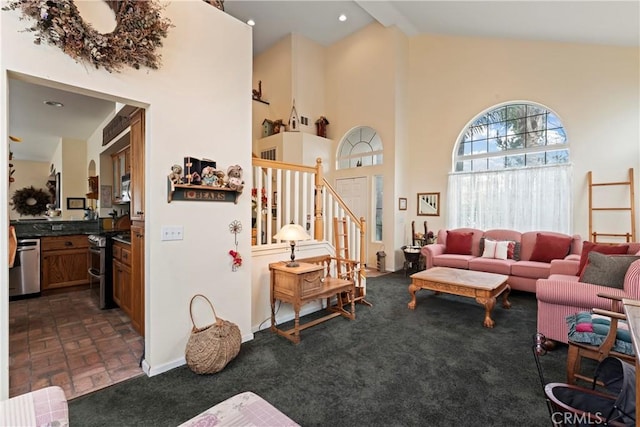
(247, 19, 255, 26)
(44, 100, 64, 107)
(338, 14, 347, 22)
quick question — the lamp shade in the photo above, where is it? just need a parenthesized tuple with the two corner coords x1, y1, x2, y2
(273, 223, 311, 242)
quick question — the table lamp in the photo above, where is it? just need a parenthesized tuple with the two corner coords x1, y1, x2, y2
(273, 223, 311, 267)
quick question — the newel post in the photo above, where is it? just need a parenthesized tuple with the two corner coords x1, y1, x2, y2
(314, 158, 324, 241)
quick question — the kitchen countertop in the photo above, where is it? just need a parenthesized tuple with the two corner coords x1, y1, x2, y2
(10, 219, 100, 238)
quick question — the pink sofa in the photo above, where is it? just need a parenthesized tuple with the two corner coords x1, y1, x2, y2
(420, 228, 582, 293)
(536, 243, 640, 344)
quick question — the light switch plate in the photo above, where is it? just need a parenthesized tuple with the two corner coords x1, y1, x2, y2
(161, 226, 183, 241)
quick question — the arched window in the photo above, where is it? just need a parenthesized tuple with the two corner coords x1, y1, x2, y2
(336, 126, 383, 170)
(448, 102, 572, 233)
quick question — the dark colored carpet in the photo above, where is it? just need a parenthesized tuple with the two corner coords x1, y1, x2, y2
(69, 272, 569, 426)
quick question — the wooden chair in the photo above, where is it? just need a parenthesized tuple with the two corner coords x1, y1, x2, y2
(567, 293, 636, 385)
(296, 255, 358, 319)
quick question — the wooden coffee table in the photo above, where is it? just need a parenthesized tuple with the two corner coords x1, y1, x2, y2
(408, 267, 511, 328)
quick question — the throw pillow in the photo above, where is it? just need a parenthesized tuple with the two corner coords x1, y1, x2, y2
(445, 231, 473, 255)
(529, 233, 572, 263)
(566, 311, 634, 356)
(579, 252, 640, 288)
(577, 241, 629, 276)
(479, 237, 521, 260)
(481, 239, 515, 260)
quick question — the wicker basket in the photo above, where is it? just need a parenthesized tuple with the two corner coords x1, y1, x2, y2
(185, 294, 241, 374)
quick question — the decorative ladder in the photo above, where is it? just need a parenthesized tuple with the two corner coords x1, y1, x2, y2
(588, 168, 636, 243)
(334, 217, 372, 307)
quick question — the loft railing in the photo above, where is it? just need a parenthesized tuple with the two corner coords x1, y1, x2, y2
(251, 157, 368, 302)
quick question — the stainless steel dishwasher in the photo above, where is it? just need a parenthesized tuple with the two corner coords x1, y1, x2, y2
(9, 238, 41, 299)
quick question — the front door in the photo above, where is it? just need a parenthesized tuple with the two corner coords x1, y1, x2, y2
(335, 177, 368, 262)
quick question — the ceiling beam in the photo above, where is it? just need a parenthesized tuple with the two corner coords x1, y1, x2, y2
(355, 0, 418, 36)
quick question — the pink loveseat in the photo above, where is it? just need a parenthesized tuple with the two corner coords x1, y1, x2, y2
(536, 243, 640, 344)
(420, 228, 582, 293)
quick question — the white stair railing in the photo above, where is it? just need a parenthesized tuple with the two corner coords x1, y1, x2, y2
(252, 157, 369, 304)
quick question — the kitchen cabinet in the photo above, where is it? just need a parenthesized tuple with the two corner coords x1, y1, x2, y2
(112, 146, 130, 204)
(112, 241, 133, 318)
(41, 235, 89, 290)
(129, 109, 144, 221)
(131, 222, 145, 336)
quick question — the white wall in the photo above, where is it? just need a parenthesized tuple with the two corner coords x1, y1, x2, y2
(1, 0, 253, 397)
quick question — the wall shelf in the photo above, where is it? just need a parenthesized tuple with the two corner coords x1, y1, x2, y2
(167, 179, 241, 204)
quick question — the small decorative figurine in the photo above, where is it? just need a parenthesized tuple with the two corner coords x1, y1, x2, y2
(252, 80, 262, 101)
(168, 164, 183, 185)
(288, 99, 300, 132)
(315, 116, 330, 138)
(226, 165, 244, 193)
(201, 166, 218, 186)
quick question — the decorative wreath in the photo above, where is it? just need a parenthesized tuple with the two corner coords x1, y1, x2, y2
(11, 186, 52, 216)
(3, 0, 172, 72)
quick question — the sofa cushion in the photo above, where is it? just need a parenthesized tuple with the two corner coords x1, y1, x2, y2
(433, 254, 474, 269)
(511, 260, 551, 279)
(468, 257, 515, 275)
(566, 311, 634, 355)
(577, 241, 629, 275)
(579, 252, 640, 288)
(530, 233, 572, 263)
(445, 231, 473, 255)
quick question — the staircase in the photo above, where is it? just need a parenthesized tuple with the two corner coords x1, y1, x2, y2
(251, 157, 367, 294)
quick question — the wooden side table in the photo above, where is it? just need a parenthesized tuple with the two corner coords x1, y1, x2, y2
(269, 261, 355, 344)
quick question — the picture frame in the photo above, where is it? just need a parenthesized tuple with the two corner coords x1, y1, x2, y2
(417, 192, 440, 216)
(67, 197, 86, 210)
(398, 197, 407, 211)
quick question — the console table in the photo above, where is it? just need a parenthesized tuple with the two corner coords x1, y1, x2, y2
(269, 261, 355, 344)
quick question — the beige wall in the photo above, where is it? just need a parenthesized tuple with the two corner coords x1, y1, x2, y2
(60, 138, 88, 220)
(1, 0, 253, 396)
(252, 35, 293, 149)
(8, 160, 50, 220)
(253, 24, 639, 270)
(325, 23, 408, 267)
(406, 34, 640, 241)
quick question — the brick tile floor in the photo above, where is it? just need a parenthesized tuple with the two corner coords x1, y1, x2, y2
(9, 289, 144, 400)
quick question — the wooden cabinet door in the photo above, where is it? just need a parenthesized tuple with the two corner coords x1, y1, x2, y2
(130, 109, 145, 221)
(41, 236, 89, 290)
(41, 249, 89, 290)
(113, 259, 123, 307)
(113, 259, 132, 316)
(131, 222, 145, 336)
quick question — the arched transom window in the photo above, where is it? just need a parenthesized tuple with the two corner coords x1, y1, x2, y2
(455, 103, 569, 171)
(449, 102, 572, 233)
(337, 126, 383, 170)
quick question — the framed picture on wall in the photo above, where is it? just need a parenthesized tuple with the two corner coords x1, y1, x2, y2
(417, 192, 440, 216)
(399, 198, 407, 211)
(67, 197, 86, 210)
